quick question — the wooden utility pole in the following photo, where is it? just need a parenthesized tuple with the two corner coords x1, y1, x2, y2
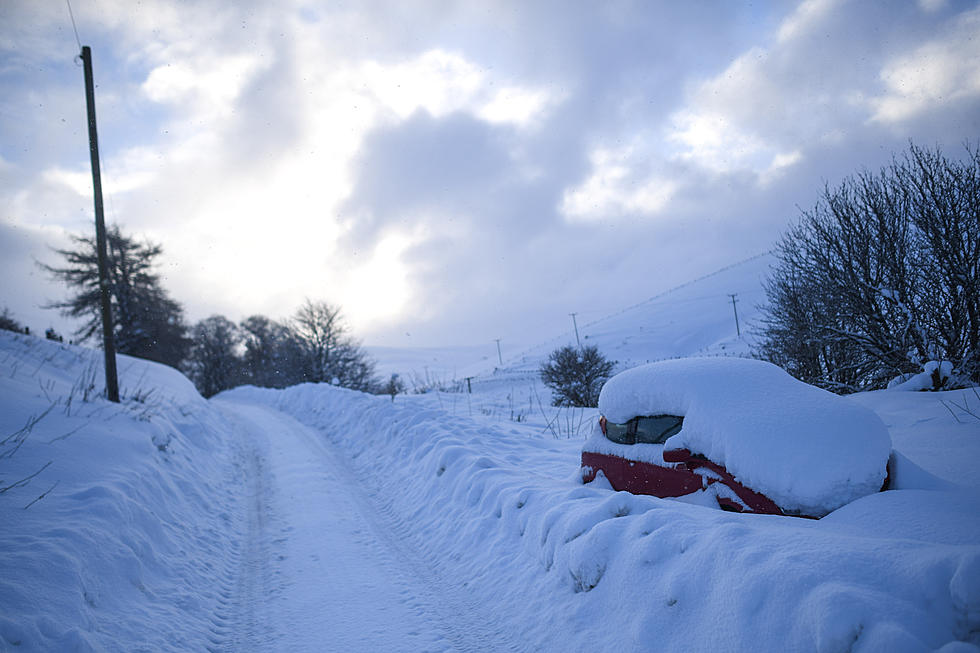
(81, 46, 120, 403)
(569, 312, 581, 349)
(728, 293, 741, 338)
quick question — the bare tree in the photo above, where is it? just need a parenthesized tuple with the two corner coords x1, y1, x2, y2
(540, 344, 615, 407)
(759, 143, 980, 391)
(293, 300, 345, 383)
(900, 144, 980, 383)
(292, 299, 378, 391)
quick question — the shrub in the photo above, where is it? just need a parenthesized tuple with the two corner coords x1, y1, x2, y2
(540, 345, 615, 407)
(758, 143, 980, 391)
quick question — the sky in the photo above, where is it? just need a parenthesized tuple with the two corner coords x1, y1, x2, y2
(1, 0, 979, 350)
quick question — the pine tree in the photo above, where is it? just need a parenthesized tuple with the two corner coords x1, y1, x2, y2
(42, 225, 190, 368)
(185, 315, 242, 397)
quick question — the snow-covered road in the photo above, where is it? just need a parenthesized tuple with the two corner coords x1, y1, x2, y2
(214, 400, 513, 652)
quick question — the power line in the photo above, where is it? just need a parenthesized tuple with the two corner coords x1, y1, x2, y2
(65, 0, 83, 54)
(64, 1, 121, 227)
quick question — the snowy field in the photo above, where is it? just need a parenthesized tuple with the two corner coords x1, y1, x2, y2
(2, 328, 980, 652)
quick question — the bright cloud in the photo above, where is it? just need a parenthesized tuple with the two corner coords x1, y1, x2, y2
(560, 145, 678, 221)
(358, 49, 558, 128)
(776, 0, 842, 45)
(870, 8, 980, 124)
(338, 229, 418, 332)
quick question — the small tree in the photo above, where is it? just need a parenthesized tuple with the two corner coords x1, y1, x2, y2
(41, 225, 190, 368)
(0, 307, 23, 333)
(540, 344, 615, 407)
(292, 299, 379, 391)
(383, 373, 405, 401)
(185, 315, 242, 398)
(240, 314, 307, 388)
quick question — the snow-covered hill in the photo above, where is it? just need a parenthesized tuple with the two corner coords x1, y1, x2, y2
(507, 251, 774, 372)
(369, 252, 774, 385)
(2, 330, 980, 651)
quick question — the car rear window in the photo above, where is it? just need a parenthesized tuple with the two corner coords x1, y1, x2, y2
(604, 415, 683, 445)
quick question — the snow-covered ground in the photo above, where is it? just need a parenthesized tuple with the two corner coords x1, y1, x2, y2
(2, 329, 979, 652)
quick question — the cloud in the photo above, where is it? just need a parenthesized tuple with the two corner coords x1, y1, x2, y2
(559, 143, 679, 220)
(2, 0, 979, 350)
(142, 54, 265, 117)
(870, 7, 980, 124)
(776, 0, 842, 44)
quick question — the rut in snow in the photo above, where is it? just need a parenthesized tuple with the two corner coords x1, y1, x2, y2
(212, 401, 520, 652)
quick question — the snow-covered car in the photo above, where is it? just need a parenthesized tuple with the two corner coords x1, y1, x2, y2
(581, 357, 893, 518)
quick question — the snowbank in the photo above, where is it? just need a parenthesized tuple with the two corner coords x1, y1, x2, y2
(888, 360, 955, 391)
(597, 357, 892, 516)
(0, 332, 246, 651)
(230, 379, 980, 652)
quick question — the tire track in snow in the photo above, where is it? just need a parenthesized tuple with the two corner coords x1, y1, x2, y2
(355, 484, 525, 653)
(227, 445, 280, 650)
(204, 413, 285, 652)
(214, 400, 522, 652)
(268, 405, 524, 652)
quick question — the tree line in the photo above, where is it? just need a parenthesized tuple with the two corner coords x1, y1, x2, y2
(9, 142, 976, 402)
(34, 226, 381, 398)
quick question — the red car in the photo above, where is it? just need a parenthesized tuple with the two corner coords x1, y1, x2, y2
(582, 414, 786, 515)
(580, 358, 893, 518)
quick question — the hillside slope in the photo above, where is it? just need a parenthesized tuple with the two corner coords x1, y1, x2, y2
(369, 253, 774, 385)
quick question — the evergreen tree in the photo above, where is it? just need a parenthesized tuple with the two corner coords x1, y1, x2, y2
(240, 314, 306, 388)
(185, 315, 242, 398)
(42, 225, 190, 368)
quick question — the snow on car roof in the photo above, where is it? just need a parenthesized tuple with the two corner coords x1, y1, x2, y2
(597, 357, 892, 517)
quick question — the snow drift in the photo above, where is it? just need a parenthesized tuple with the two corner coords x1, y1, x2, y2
(0, 333, 247, 650)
